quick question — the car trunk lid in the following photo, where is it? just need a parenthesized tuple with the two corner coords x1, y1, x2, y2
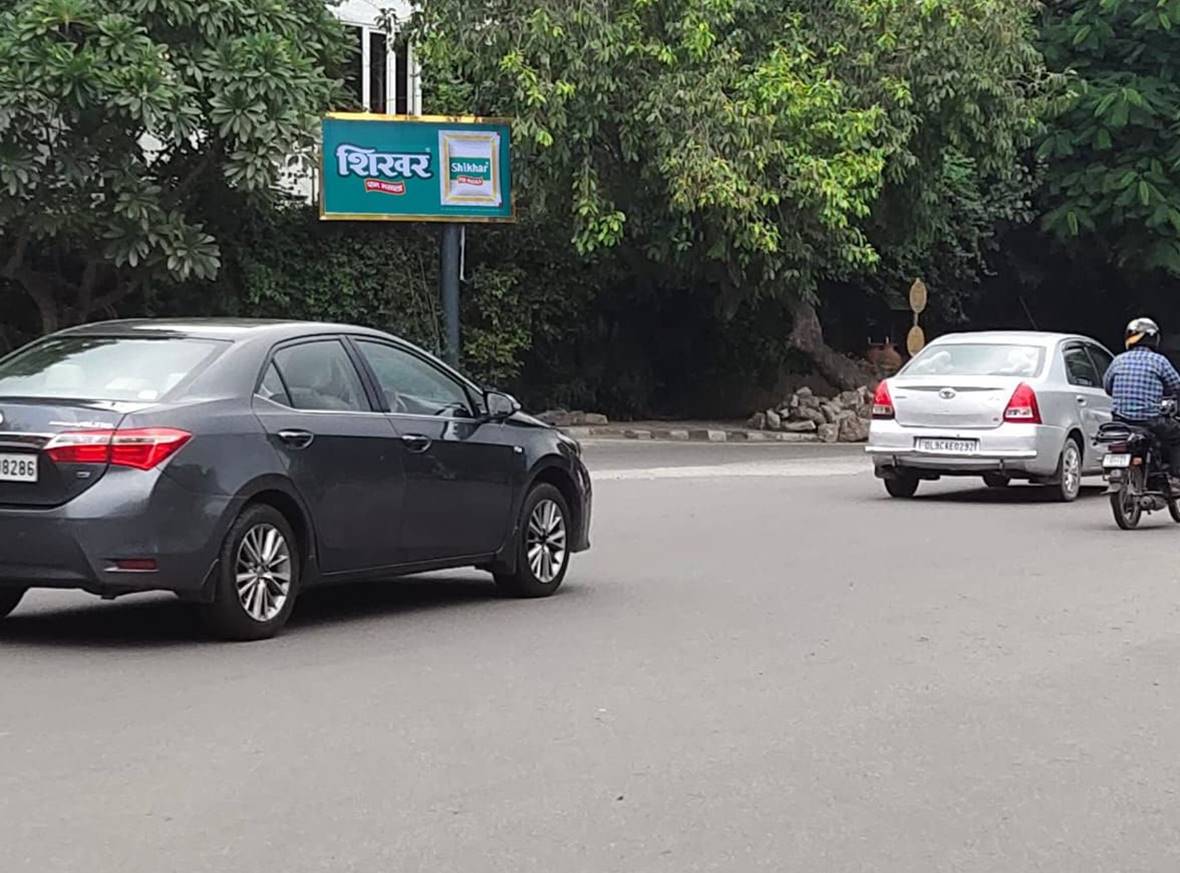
(0, 399, 143, 507)
(891, 376, 1024, 430)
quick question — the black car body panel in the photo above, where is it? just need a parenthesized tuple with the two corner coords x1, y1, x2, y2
(0, 320, 591, 602)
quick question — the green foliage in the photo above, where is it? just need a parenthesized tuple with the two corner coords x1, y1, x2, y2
(409, 0, 1047, 396)
(412, 0, 1045, 311)
(0, 0, 347, 331)
(1040, 0, 1180, 274)
(146, 205, 575, 390)
(0, 0, 1056, 415)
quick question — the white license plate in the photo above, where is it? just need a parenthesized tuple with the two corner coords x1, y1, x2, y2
(915, 438, 979, 455)
(0, 453, 37, 483)
(1103, 453, 1132, 468)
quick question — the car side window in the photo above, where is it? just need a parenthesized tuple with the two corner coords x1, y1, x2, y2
(1063, 344, 1101, 388)
(257, 362, 291, 406)
(355, 340, 474, 418)
(272, 341, 370, 412)
(1086, 345, 1114, 383)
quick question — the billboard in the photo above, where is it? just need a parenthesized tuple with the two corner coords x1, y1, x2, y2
(320, 114, 513, 222)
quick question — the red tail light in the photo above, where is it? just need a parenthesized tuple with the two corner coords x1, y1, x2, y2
(44, 431, 112, 465)
(111, 428, 193, 470)
(872, 381, 894, 419)
(45, 428, 192, 470)
(1003, 382, 1041, 424)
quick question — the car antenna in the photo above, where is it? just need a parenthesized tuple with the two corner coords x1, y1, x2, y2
(1018, 296, 1039, 330)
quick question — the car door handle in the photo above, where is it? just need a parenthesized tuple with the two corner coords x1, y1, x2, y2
(277, 429, 315, 450)
(401, 434, 432, 453)
(1076, 396, 1088, 406)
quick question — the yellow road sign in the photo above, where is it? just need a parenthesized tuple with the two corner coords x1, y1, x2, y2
(907, 325, 926, 356)
(909, 279, 928, 315)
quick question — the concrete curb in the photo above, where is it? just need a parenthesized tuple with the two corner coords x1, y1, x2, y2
(563, 425, 830, 444)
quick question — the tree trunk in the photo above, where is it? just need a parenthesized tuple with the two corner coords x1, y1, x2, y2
(3, 237, 64, 335)
(787, 297, 875, 391)
(3, 270, 62, 336)
(27, 278, 61, 335)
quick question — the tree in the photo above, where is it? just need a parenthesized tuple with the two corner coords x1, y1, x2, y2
(1039, 0, 1180, 275)
(0, 0, 347, 334)
(411, 0, 1046, 387)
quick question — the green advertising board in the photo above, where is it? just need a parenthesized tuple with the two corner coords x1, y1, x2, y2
(320, 114, 513, 223)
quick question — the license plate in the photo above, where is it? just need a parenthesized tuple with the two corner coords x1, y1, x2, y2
(1103, 453, 1132, 468)
(0, 453, 37, 483)
(915, 438, 979, 455)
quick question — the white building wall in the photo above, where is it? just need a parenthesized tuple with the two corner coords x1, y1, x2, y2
(336, 0, 419, 115)
(334, 0, 410, 28)
(280, 0, 420, 200)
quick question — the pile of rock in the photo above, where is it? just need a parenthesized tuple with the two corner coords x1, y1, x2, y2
(537, 410, 610, 427)
(747, 386, 874, 443)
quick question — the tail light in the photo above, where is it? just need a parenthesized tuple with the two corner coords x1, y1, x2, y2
(872, 382, 894, 419)
(45, 428, 192, 470)
(1003, 382, 1041, 424)
(1107, 441, 1129, 453)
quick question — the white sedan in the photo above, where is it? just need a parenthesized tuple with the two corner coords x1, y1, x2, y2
(867, 331, 1116, 500)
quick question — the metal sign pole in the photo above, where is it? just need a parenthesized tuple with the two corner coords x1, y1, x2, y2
(440, 223, 462, 366)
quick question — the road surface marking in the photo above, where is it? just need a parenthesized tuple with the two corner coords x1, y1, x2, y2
(591, 459, 871, 481)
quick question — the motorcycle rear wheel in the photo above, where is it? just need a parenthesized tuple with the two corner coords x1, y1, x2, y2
(1112, 482, 1143, 530)
(1169, 499, 1180, 524)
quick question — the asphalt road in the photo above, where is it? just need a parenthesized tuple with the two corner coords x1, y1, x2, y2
(3, 442, 1180, 872)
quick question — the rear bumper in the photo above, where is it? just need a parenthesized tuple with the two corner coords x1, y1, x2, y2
(0, 467, 231, 598)
(866, 420, 1065, 477)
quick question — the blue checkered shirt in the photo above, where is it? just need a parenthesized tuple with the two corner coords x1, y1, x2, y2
(1104, 346, 1180, 421)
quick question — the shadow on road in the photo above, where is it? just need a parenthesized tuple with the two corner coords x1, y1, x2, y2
(0, 575, 509, 649)
(0, 596, 203, 649)
(893, 484, 1109, 504)
(290, 577, 504, 630)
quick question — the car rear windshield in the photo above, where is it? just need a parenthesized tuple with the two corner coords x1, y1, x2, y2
(0, 336, 226, 402)
(903, 343, 1046, 378)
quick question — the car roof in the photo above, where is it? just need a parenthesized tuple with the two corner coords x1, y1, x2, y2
(55, 318, 392, 344)
(927, 330, 1105, 349)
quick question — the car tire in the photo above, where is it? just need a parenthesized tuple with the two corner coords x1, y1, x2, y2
(982, 473, 1010, 489)
(0, 587, 26, 620)
(200, 504, 301, 641)
(884, 472, 920, 498)
(1053, 437, 1083, 503)
(495, 483, 572, 598)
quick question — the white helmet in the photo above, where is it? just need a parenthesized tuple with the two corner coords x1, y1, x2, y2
(1125, 317, 1161, 350)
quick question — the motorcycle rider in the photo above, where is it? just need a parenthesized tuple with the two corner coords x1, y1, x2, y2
(1104, 316, 1180, 487)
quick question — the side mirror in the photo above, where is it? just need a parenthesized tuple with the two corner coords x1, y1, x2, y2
(485, 390, 521, 421)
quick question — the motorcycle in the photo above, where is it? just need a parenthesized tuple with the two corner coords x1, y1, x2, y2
(1096, 398, 1180, 529)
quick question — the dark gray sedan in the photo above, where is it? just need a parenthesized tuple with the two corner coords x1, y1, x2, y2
(0, 320, 592, 639)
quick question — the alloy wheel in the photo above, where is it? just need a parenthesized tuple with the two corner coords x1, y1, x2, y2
(526, 499, 567, 584)
(235, 523, 292, 623)
(1062, 442, 1081, 499)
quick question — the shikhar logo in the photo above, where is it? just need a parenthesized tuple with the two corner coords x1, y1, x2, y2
(451, 158, 492, 188)
(336, 144, 433, 196)
(439, 130, 503, 208)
